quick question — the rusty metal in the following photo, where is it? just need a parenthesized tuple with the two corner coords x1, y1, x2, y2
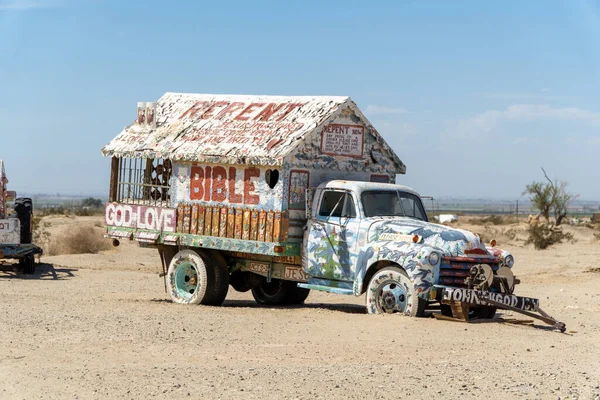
(482, 297, 566, 332)
(441, 287, 566, 332)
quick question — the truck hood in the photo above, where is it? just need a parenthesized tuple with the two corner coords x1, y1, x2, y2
(366, 217, 492, 258)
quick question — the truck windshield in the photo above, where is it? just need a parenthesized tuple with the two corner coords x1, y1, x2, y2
(361, 190, 428, 221)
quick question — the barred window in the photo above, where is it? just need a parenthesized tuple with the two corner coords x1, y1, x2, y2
(109, 157, 172, 206)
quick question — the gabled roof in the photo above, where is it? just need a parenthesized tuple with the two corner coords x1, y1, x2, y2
(101, 93, 405, 173)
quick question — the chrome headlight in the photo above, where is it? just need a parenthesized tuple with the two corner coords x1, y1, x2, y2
(504, 255, 514, 268)
(428, 252, 440, 265)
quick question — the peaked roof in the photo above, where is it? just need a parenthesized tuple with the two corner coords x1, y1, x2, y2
(102, 92, 405, 173)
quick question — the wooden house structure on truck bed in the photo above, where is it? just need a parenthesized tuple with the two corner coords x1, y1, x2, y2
(102, 93, 405, 256)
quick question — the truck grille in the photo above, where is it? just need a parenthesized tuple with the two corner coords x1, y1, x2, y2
(439, 256, 500, 288)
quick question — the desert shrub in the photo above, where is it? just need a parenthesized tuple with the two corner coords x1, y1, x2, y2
(503, 228, 518, 241)
(71, 206, 104, 217)
(525, 223, 575, 250)
(470, 215, 514, 226)
(71, 208, 93, 216)
(482, 215, 504, 225)
(37, 205, 104, 217)
(38, 206, 65, 216)
(46, 225, 110, 256)
(32, 216, 52, 249)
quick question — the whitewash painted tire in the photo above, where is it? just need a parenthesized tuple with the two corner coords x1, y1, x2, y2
(167, 249, 209, 304)
(366, 267, 425, 317)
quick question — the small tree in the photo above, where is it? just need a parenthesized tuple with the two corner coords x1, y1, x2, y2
(522, 181, 553, 221)
(552, 180, 576, 226)
(523, 168, 576, 226)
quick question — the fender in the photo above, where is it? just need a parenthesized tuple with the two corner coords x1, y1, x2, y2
(353, 240, 442, 298)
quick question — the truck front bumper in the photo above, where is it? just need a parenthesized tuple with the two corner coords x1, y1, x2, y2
(435, 285, 566, 332)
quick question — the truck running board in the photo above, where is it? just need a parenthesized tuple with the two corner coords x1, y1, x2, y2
(297, 283, 353, 295)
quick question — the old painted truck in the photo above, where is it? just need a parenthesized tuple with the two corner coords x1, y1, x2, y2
(0, 160, 42, 274)
(101, 93, 565, 331)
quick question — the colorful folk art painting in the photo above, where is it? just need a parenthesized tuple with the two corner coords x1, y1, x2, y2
(305, 219, 360, 282)
(288, 170, 309, 210)
(353, 241, 440, 298)
(368, 219, 489, 258)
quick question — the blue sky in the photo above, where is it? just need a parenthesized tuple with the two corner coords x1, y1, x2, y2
(1, 0, 599, 200)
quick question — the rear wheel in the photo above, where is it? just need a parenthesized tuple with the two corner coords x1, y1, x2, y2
(284, 285, 310, 305)
(251, 278, 294, 306)
(202, 250, 229, 306)
(230, 271, 256, 292)
(167, 250, 208, 304)
(166, 249, 228, 305)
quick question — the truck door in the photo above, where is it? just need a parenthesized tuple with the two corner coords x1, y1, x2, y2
(304, 189, 360, 282)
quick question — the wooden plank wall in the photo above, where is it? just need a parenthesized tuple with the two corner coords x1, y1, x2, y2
(176, 204, 289, 242)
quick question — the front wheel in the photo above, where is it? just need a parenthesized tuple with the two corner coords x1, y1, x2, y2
(366, 267, 426, 316)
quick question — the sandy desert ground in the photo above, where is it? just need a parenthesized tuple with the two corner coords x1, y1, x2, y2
(1, 215, 599, 399)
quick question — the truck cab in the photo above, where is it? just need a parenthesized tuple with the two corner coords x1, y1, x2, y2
(303, 180, 516, 317)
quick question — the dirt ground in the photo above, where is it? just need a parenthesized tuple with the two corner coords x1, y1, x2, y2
(1, 215, 599, 399)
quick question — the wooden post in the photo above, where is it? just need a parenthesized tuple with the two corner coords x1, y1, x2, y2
(109, 157, 120, 202)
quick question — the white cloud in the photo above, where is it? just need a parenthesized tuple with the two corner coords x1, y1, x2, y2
(456, 104, 600, 136)
(365, 104, 410, 116)
(0, 0, 59, 10)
